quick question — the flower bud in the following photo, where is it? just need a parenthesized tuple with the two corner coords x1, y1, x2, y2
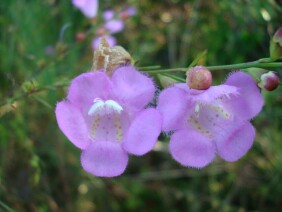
(259, 71, 280, 91)
(158, 74, 178, 88)
(270, 27, 282, 60)
(96, 27, 107, 36)
(186, 66, 212, 90)
(273, 27, 282, 45)
(75, 32, 86, 42)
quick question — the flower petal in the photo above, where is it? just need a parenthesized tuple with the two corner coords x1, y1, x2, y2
(81, 141, 128, 177)
(112, 66, 155, 111)
(122, 7, 137, 16)
(72, 0, 98, 18)
(224, 71, 264, 119)
(55, 101, 91, 149)
(157, 86, 189, 131)
(216, 121, 255, 162)
(169, 130, 216, 168)
(122, 108, 162, 156)
(104, 19, 124, 34)
(187, 85, 239, 104)
(67, 72, 113, 113)
(103, 9, 114, 21)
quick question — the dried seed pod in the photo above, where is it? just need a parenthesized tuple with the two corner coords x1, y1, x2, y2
(92, 37, 132, 76)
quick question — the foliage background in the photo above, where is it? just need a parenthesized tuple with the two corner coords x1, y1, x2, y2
(1, 0, 282, 211)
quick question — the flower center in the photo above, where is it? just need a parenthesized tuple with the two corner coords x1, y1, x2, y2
(88, 98, 126, 142)
(189, 102, 232, 138)
(88, 98, 123, 116)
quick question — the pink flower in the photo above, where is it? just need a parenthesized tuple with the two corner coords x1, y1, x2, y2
(55, 66, 162, 177)
(72, 0, 98, 18)
(157, 72, 263, 168)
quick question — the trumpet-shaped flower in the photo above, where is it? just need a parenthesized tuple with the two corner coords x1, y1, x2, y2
(55, 66, 162, 177)
(157, 71, 263, 168)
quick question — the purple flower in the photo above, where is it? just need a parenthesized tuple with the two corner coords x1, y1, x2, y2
(103, 9, 115, 21)
(104, 19, 124, 34)
(72, 0, 98, 18)
(157, 71, 263, 168)
(55, 66, 162, 177)
(120, 7, 137, 18)
(123, 7, 137, 16)
(92, 35, 116, 49)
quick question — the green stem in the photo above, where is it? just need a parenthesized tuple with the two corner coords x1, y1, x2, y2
(137, 65, 161, 70)
(142, 59, 282, 74)
(143, 68, 186, 74)
(0, 200, 14, 212)
(207, 61, 282, 71)
(0, 82, 69, 107)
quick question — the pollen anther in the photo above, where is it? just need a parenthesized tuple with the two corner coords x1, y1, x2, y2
(88, 98, 123, 116)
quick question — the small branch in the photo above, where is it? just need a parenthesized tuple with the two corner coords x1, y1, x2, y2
(0, 82, 69, 107)
(0, 200, 14, 212)
(142, 68, 186, 74)
(141, 59, 282, 74)
(207, 61, 282, 71)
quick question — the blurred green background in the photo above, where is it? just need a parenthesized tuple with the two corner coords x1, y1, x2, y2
(1, 0, 282, 211)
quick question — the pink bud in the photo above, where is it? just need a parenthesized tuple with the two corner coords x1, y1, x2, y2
(186, 66, 212, 90)
(259, 71, 280, 91)
(120, 11, 129, 21)
(96, 27, 107, 36)
(75, 32, 86, 42)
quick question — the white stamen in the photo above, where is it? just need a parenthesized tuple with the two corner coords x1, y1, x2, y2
(195, 103, 200, 113)
(105, 100, 123, 113)
(88, 101, 105, 116)
(88, 98, 123, 116)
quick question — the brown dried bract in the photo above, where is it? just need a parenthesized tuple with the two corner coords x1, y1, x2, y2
(92, 37, 132, 76)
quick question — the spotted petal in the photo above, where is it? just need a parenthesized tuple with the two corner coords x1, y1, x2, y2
(169, 130, 216, 168)
(122, 108, 162, 156)
(55, 101, 91, 149)
(81, 141, 128, 177)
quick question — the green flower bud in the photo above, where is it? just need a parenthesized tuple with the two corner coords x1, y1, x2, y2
(270, 27, 282, 60)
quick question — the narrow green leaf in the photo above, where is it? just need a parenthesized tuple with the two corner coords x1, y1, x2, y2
(188, 50, 207, 68)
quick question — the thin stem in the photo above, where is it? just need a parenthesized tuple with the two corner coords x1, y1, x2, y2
(143, 68, 186, 74)
(137, 65, 161, 70)
(0, 82, 69, 107)
(206, 61, 282, 70)
(0, 200, 14, 212)
(141, 59, 282, 74)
